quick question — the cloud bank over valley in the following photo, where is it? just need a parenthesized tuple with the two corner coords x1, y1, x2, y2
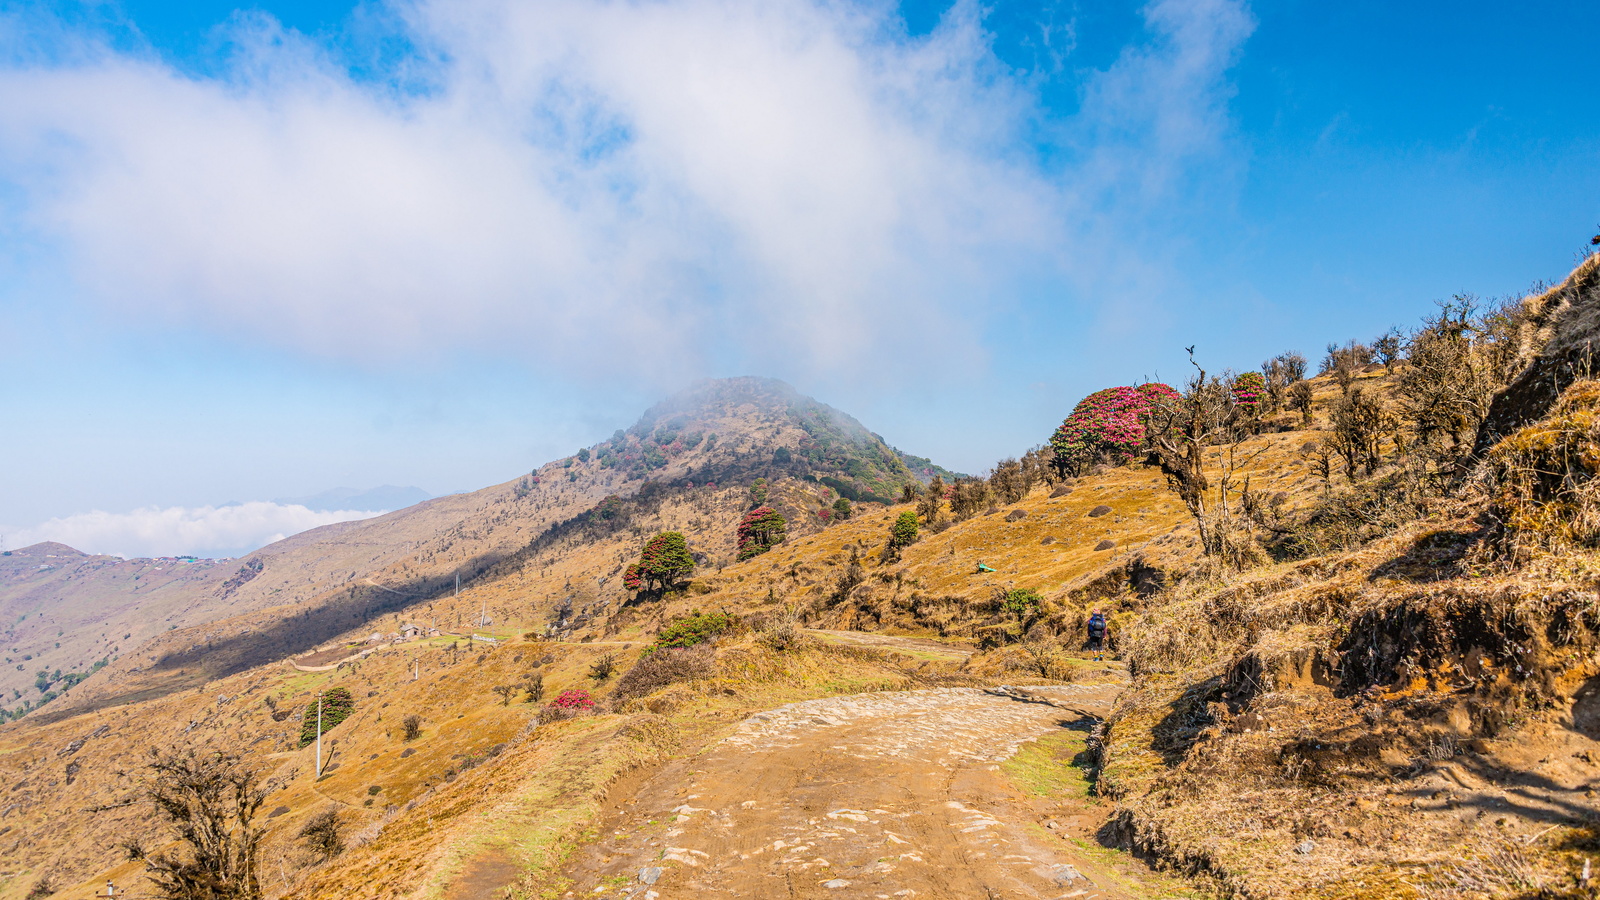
(5, 501, 388, 559)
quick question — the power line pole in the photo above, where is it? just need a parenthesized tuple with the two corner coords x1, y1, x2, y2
(314, 692, 323, 778)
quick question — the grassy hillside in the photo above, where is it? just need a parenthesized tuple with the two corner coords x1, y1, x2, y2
(9, 253, 1600, 900)
(21, 377, 940, 724)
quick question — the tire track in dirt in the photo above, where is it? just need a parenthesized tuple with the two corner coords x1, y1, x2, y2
(562, 681, 1161, 899)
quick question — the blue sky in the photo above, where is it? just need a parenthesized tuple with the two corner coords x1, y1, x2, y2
(1, 0, 1596, 556)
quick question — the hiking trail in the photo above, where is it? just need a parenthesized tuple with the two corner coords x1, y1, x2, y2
(557, 635, 1191, 899)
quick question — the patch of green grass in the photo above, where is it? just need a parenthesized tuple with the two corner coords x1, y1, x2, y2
(1003, 728, 1095, 799)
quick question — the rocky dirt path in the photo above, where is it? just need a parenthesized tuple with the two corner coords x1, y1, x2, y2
(562, 678, 1183, 900)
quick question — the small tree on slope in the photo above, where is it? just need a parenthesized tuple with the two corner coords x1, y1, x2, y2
(737, 507, 787, 561)
(889, 511, 919, 549)
(635, 531, 695, 593)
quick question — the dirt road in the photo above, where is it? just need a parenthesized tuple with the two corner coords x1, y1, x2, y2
(563, 680, 1182, 899)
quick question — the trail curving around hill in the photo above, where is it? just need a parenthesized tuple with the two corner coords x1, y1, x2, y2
(558, 678, 1174, 900)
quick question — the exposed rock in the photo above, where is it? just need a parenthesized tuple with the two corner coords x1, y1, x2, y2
(1088, 505, 1112, 518)
(1050, 864, 1085, 884)
(1094, 540, 1116, 551)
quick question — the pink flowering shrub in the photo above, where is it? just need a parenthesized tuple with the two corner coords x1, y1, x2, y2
(1049, 383, 1178, 476)
(1231, 371, 1265, 414)
(550, 689, 595, 710)
(541, 688, 598, 722)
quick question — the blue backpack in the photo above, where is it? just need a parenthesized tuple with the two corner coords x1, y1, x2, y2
(1087, 613, 1106, 636)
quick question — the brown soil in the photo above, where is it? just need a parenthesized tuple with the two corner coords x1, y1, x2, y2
(292, 645, 364, 668)
(557, 680, 1175, 899)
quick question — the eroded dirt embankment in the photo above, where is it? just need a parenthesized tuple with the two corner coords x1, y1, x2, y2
(557, 680, 1184, 899)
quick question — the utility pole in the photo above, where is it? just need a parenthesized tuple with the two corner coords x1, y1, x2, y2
(314, 693, 323, 778)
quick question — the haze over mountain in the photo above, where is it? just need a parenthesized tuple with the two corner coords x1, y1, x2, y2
(1, 377, 937, 716)
(274, 486, 432, 514)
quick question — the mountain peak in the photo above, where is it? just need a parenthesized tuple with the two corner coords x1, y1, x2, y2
(7, 541, 89, 559)
(547, 377, 925, 502)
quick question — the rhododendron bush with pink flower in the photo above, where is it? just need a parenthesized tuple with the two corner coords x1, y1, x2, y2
(1231, 371, 1266, 414)
(550, 688, 596, 710)
(540, 688, 598, 722)
(1050, 383, 1178, 475)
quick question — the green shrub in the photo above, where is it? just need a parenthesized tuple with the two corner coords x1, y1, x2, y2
(298, 687, 355, 748)
(889, 511, 919, 548)
(1001, 588, 1042, 619)
(650, 611, 734, 653)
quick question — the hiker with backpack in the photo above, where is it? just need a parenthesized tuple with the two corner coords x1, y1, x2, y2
(1087, 610, 1108, 660)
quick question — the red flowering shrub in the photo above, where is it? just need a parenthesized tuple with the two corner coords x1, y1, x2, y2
(550, 689, 595, 710)
(540, 688, 598, 723)
(737, 507, 787, 561)
(620, 532, 695, 594)
(1049, 383, 1178, 476)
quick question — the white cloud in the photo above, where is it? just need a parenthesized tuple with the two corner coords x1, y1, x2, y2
(0, 0, 1253, 383)
(8, 502, 385, 559)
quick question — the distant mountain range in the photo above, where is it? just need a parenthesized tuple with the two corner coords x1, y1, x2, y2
(275, 485, 432, 512)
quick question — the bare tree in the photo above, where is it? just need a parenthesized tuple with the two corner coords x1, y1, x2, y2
(989, 459, 1028, 504)
(918, 475, 945, 526)
(1396, 296, 1505, 465)
(1322, 340, 1372, 395)
(1262, 352, 1308, 413)
(1327, 388, 1392, 478)
(521, 672, 545, 703)
(948, 476, 989, 521)
(126, 748, 266, 900)
(1373, 329, 1403, 374)
(1289, 380, 1315, 425)
(1145, 354, 1268, 567)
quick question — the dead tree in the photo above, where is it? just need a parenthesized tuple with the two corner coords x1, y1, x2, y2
(1146, 355, 1268, 567)
(126, 748, 266, 900)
